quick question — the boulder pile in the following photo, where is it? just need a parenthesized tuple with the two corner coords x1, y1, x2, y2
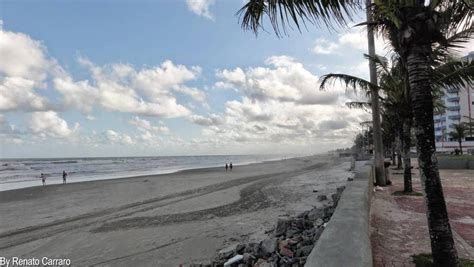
(190, 186, 346, 267)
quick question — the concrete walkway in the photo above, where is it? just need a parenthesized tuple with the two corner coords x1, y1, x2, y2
(370, 161, 474, 267)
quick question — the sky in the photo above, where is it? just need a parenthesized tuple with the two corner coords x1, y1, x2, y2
(1, 0, 472, 158)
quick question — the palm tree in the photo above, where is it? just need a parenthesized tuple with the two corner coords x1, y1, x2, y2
(449, 123, 468, 155)
(237, 1, 473, 264)
(320, 55, 414, 192)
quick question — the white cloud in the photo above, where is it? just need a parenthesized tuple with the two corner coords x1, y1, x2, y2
(186, 0, 215, 20)
(311, 27, 387, 56)
(195, 56, 371, 151)
(58, 57, 203, 118)
(0, 27, 56, 112)
(28, 111, 79, 139)
(128, 116, 169, 133)
(0, 77, 50, 111)
(216, 55, 340, 105)
(312, 38, 340, 55)
(0, 115, 23, 144)
(189, 114, 223, 126)
(0, 27, 51, 82)
(53, 75, 99, 113)
(102, 130, 135, 145)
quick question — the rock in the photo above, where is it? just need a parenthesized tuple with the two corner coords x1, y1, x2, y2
(317, 195, 327, 201)
(296, 210, 309, 218)
(278, 239, 288, 250)
(235, 244, 246, 254)
(218, 243, 239, 259)
(315, 218, 324, 227)
(289, 218, 305, 230)
(260, 238, 277, 255)
(307, 208, 325, 221)
(254, 258, 273, 267)
(280, 247, 294, 257)
(223, 254, 243, 266)
(244, 242, 260, 255)
(285, 227, 300, 237)
(274, 219, 289, 236)
(242, 253, 255, 263)
(296, 245, 313, 257)
(301, 236, 313, 246)
(312, 227, 324, 242)
(347, 177, 354, 181)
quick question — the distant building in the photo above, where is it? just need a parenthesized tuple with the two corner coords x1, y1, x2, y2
(434, 52, 474, 153)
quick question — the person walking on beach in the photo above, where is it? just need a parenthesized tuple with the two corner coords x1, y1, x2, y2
(41, 173, 46, 186)
(62, 170, 68, 184)
(229, 162, 233, 171)
(225, 163, 228, 172)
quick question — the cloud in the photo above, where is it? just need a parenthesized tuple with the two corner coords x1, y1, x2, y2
(0, 77, 50, 111)
(318, 119, 349, 130)
(0, 27, 56, 112)
(189, 114, 224, 126)
(312, 38, 340, 55)
(311, 27, 387, 56)
(198, 98, 366, 148)
(28, 111, 79, 139)
(102, 130, 135, 145)
(54, 57, 204, 118)
(215, 55, 340, 105)
(53, 75, 99, 113)
(0, 115, 23, 144)
(128, 116, 169, 133)
(0, 27, 51, 82)
(186, 0, 215, 20)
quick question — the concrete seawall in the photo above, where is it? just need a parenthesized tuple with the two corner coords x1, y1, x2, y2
(438, 158, 474, 169)
(305, 161, 373, 267)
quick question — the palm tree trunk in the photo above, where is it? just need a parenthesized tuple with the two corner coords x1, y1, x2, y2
(392, 144, 396, 166)
(402, 117, 413, 193)
(459, 140, 463, 155)
(366, 0, 386, 185)
(406, 46, 459, 266)
(397, 129, 403, 169)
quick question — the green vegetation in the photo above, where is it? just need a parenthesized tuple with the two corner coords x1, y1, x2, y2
(393, 191, 423, 197)
(412, 253, 474, 267)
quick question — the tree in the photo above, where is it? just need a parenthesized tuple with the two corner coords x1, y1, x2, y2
(320, 55, 414, 192)
(449, 123, 468, 155)
(237, 1, 473, 265)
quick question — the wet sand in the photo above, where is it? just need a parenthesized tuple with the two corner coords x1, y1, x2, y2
(0, 155, 351, 266)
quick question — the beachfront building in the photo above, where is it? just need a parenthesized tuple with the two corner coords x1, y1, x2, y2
(434, 52, 474, 153)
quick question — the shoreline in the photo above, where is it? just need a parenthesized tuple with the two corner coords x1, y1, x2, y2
(0, 154, 308, 193)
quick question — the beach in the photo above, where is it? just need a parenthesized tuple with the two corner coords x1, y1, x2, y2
(0, 155, 351, 266)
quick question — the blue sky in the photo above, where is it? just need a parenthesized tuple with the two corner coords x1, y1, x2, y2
(1, 0, 470, 158)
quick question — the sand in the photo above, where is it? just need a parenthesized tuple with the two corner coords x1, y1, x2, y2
(0, 155, 351, 266)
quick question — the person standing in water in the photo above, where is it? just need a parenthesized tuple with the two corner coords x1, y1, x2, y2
(41, 173, 46, 186)
(225, 163, 228, 172)
(229, 162, 233, 171)
(62, 170, 68, 184)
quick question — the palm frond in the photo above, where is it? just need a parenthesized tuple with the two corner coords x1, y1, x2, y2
(345, 101, 371, 110)
(237, 0, 364, 36)
(432, 59, 474, 90)
(319, 73, 377, 95)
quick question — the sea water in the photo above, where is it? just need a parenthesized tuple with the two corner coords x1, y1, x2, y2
(0, 154, 292, 191)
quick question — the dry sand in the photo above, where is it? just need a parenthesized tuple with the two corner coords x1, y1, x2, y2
(0, 155, 351, 266)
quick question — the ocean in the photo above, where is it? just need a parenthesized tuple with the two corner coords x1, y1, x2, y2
(0, 154, 291, 191)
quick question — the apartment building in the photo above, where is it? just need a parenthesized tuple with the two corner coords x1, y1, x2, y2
(434, 52, 474, 153)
